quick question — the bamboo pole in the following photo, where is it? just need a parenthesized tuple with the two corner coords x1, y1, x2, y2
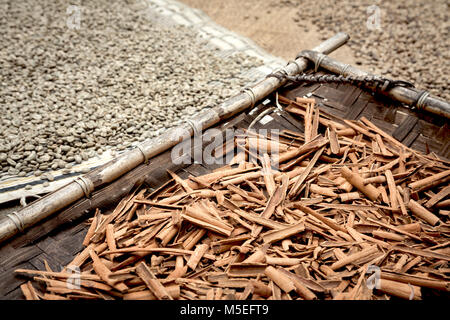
(0, 33, 351, 244)
(298, 50, 450, 119)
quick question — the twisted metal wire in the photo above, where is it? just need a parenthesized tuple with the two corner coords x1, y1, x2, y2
(267, 72, 415, 93)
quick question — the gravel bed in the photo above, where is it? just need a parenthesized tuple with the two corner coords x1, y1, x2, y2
(291, 0, 449, 101)
(0, 0, 263, 179)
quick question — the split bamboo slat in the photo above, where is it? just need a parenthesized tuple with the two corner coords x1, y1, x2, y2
(16, 96, 449, 300)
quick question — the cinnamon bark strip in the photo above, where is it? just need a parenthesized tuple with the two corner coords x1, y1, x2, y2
(186, 244, 209, 270)
(20, 281, 39, 300)
(340, 166, 380, 201)
(372, 230, 406, 242)
(102, 247, 216, 260)
(309, 184, 338, 197)
(89, 249, 128, 292)
(15, 269, 101, 281)
(82, 209, 99, 246)
(228, 263, 267, 277)
(220, 171, 262, 187)
(425, 185, 450, 208)
(330, 245, 379, 271)
(123, 285, 180, 300)
(399, 256, 422, 273)
(261, 153, 276, 196)
(264, 266, 296, 293)
(167, 256, 187, 280)
(252, 185, 284, 237)
(243, 246, 268, 263)
(408, 169, 450, 192)
(408, 199, 441, 226)
(182, 213, 233, 237)
(265, 256, 302, 266)
(277, 269, 317, 300)
(339, 192, 360, 202)
(262, 222, 305, 244)
(278, 135, 328, 164)
(289, 146, 325, 198)
(136, 262, 173, 300)
(366, 218, 422, 241)
(380, 272, 449, 291)
(385, 170, 399, 210)
(232, 209, 287, 230)
(105, 224, 117, 260)
(363, 176, 386, 185)
(294, 203, 347, 233)
(328, 127, 340, 155)
(378, 279, 421, 300)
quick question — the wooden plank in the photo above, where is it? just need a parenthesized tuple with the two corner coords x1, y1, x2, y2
(1, 286, 24, 300)
(0, 262, 35, 297)
(36, 238, 76, 268)
(345, 99, 369, 120)
(313, 85, 344, 102)
(0, 245, 42, 270)
(393, 116, 419, 142)
(340, 86, 363, 109)
(29, 252, 67, 273)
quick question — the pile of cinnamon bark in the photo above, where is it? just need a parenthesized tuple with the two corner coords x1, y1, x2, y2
(16, 96, 449, 300)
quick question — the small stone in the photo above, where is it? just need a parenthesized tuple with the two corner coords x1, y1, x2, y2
(74, 155, 82, 164)
(34, 170, 43, 176)
(25, 185, 32, 190)
(43, 181, 50, 187)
